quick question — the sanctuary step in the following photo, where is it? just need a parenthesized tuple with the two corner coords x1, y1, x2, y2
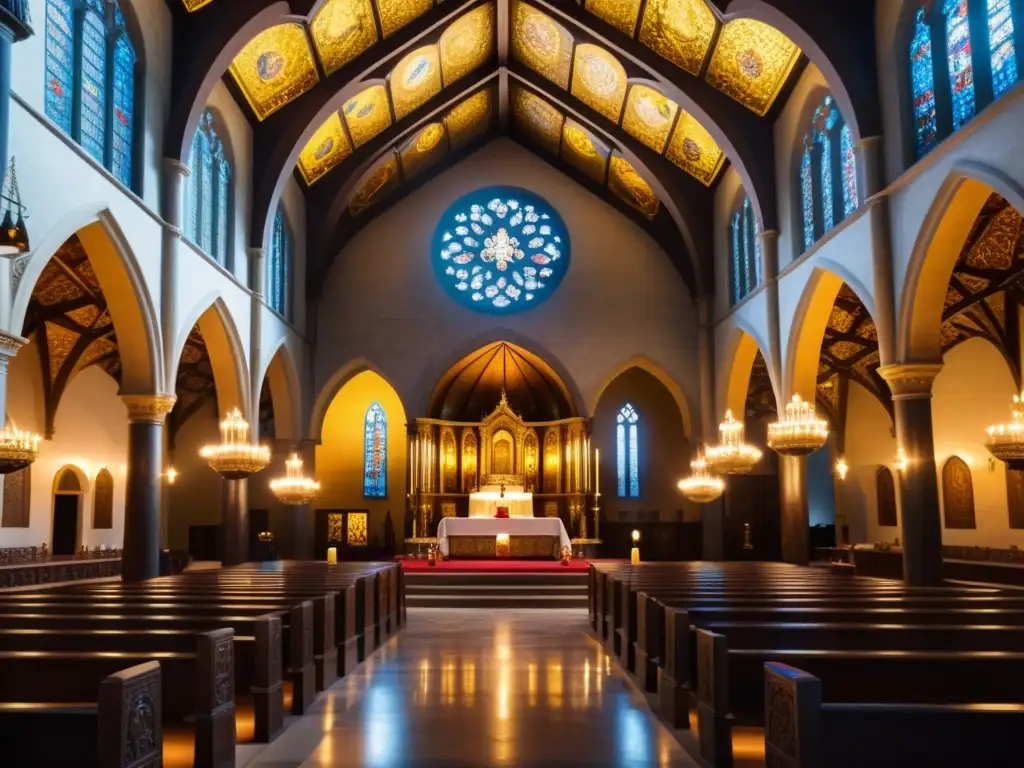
(404, 571, 589, 609)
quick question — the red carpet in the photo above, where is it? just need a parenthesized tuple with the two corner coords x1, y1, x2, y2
(400, 558, 592, 573)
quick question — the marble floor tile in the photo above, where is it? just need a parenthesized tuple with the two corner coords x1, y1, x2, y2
(244, 608, 699, 768)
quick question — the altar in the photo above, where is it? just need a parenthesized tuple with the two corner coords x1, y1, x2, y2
(468, 484, 534, 518)
(437, 516, 572, 558)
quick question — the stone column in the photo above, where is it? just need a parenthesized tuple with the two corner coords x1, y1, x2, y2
(878, 363, 945, 586)
(0, 3, 32, 192)
(221, 477, 249, 566)
(161, 159, 190, 393)
(779, 455, 810, 565)
(759, 231, 782, 378)
(121, 394, 176, 582)
(0, 328, 24, 422)
(248, 247, 265, 429)
(696, 296, 724, 560)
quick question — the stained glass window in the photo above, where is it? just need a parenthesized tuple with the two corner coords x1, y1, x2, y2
(188, 111, 233, 267)
(988, 0, 1017, 99)
(269, 205, 292, 319)
(729, 194, 761, 306)
(215, 157, 231, 264)
(801, 146, 814, 250)
(111, 29, 135, 187)
(910, 7, 938, 157)
(730, 212, 742, 305)
(840, 123, 858, 217)
(802, 95, 857, 252)
(44, 0, 75, 135)
(945, 0, 976, 129)
(364, 402, 387, 498)
(616, 403, 639, 498)
(200, 138, 214, 253)
(79, 1, 107, 165)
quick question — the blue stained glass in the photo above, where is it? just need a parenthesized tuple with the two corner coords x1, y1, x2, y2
(617, 403, 639, 499)
(215, 159, 231, 264)
(628, 423, 638, 498)
(44, 0, 74, 135)
(819, 134, 833, 232)
(841, 123, 857, 217)
(988, 0, 1017, 99)
(363, 403, 387, 498)
(78, 5, 107, 165)
(945, 0, 976, 129)
(189, 131, 202, 242)
(910, 8, 938, 157)
(616, 423, 626, 497)
(111, 32, 136, 187)
(742, 197, 753, 294)
(744, 196, 762, 288)
(801, 148, 814, 250)
(730, 212, 741, 305)
(201, 142, 214, 253)
(269, 206, 290, 317)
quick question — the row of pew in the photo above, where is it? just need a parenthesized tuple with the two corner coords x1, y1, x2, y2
(589, 561, 1024, 767)
(0, 559, 405, 767)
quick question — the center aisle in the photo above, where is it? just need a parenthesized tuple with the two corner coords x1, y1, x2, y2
(240, 608, 699, 767)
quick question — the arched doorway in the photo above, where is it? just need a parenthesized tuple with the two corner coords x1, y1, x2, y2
(51, 467, 85, 556)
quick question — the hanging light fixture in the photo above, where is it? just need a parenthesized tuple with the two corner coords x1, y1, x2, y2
(0, 157, 29, 255)
(677, 449, 725, 504)
(270, 453, 320, 506)
(199, 409, 270, 479)
(835, 457, 849, 480)
(986, 393, 1024, 469)
(705, 409, 762, 474)
(0, 425, 41, 474)
(767, 395, 829, 457)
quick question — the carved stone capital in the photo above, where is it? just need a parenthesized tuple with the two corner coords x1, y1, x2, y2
(878, 363, 943, 400)
(163, 158, 191, 178)
(0, 329, 27, 358)
(122, 394, 177, 424)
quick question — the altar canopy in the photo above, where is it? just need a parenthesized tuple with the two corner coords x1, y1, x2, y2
(469, 486, 533, 518)
(436, 517, 572, 557)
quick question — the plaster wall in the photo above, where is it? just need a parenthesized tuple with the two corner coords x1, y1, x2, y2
(166, 401, 223, 552)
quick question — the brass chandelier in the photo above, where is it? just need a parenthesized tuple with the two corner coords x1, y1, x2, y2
(705, 409, 762, 474)
(767, 395, 829, 457)
(986, 393, 1024, 469)
(678, 449, 725, 504)
(270, 453, 320, 506)
(0, 426, 41, 474)
(200, 409, 271, 479)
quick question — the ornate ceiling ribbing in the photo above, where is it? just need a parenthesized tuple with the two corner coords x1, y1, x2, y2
(744, 350, 776, 419)
(511, 2, 725, 186)
(182, 0, 213, 11)
(167, 325, 218, 447)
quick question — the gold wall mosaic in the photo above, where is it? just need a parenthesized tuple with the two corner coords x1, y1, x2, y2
(183, 0, 213, 11)
(705, 19, 800, 116)
(327, 512, 343, 543)
(570, 44, 627, 122)
(347, 511, 368, 545)
(228, 23, 319, 121)
(390, 45, 442, 119)
(666, 110, 724, 185)
(444, 89, 493, 150)
(343, 84, 392, 147)
(349, 155, 400, 216)
(584, 0, 642, 36)
(511, 0, 573, 90)
(512, 86, 564, 155)
(609, 154, 659, 219)
(621, 84, 678, 153)
(638, 0, 716, 76)
(400, 122, 448, 179)
(311, 0, 379, 76)
(561, 119, 609, 184)
(439, 3, 495, 87)
(377, 0, 432, 38)
(298, 113, 353, 184)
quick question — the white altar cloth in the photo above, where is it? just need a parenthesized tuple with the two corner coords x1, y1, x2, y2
(468, 490, 534, 518)
(436, 517, 572, 556)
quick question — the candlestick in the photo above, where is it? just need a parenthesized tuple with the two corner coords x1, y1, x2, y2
(595, 448, 600, 495)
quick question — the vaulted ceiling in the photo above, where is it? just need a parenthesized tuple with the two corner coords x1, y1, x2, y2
(166, 0, 879, 298)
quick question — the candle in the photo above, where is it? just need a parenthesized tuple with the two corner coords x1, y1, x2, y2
(326, 547, 337, 565)
(595, 448, 600, 495)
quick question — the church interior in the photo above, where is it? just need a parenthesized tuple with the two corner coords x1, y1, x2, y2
(1, 0, 1024, 765)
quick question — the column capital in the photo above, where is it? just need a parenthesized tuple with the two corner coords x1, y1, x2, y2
(163, 158, 191, 178)
(122, 393, 177, 424)
(0, 329, 27, 357)
(878, 363, 943, 399)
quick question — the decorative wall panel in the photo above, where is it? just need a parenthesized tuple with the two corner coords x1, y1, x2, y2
(400, 122, 448, 179)
(440, 3, 495, 87)
(228, 24, 319, 120)
(349, 155, 400, 216)
(638, 0, 716, 76)
(512, 87, 564, 154)
(462, 430, 479, 492)
(93, 468, 114, 529)
(511, 0, 573, 89)
(390, 45, 442, 119)
(342, 84, 392, 147)
(440, 426, 458, 492)
(561, 119, 610, 183)
(1007, 469, 1024, 529)
(1, 467, 29, 528)
(621, 84, 677, 153)
(570, 45, 627, 121)
(609, 154, 659, 218)
(666, 110, 724, 185)
(876, 466, 897, 528)
(942, 456, 977, 529)
(445, 89, 493, 150)
(327, 512, 343, 543)
(347, 511, 368, 545)
(705, 19, 800, 116)
(543, 427, 559, 493)
(584, 0, 641, 36)
(376, 0, 432, 38)
(298, 113, 353, 184)
(311, 0, 378, 75)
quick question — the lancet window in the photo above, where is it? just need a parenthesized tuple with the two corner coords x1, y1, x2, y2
(616, 403, 639, 498)
(364, 402, 387, 498)
(729, 195, 762, 305)
(268, 205, 293, 320)
(188, 111, 233, 266)
(801, 96, 858, 252)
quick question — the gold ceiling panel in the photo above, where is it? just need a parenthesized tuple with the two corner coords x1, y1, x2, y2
(638, 0, 717, 76)
(609, 154, 659, 219)
(665, 110, 724, 185)
(228, 23, 319, 121)
(511, 0, 573, 90)
(584, 0, 642, 36)
(75, 336, 117, 375)
(444, 89, 494, 150)
(376, 0, 433, 38)
(298, 112, 353, 185)
(400, 122, 449, 179)
(440, 3, 495, 87)
(561, 119, 610, 184)
(570, 45, 628, 122)
(705, 19, 800, 116)
(310, 0, 379, 76)
(349, 155, 400, 216)
(66, 305, 101, 329)
(342, 84, 392, 147)
(183, 0, 213, 10)
(512, 86, 564, 155)
(621, 84, 678, 154)
(390, 45, 442, 119)
(966, 204, 1020, 270)
(45, 322, 78, 382)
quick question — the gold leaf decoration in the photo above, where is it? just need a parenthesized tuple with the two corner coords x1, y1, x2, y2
(609, 154, 659, 219)
(66, 305, 101, 329)
(584, 0, 642, 36)
(828, 306, 855, 333)
(511, 0, 573, 89)
(349, 155, 400, 216)
(310, 0, 379, 76)
(828, 340, 861, 361)
(966, 204, 1020, 270)
(298, 113, 353, 185)
(440, 3, 495, 87)
(570, 44, 628, 122)
(74, 336, 117, 374)
(957, 273, 990, 293)
(401, 122, 448, 179)
(347, 511, 368, 545)
(183, 0, 213, 10)
(444, 89, 493, 150)
(705, 19, 800, 116)
(511, 86, 564, 155)
(666, 110, 724, 185)
(621, 84, 678, 153)
(639, 0, 717, 75)
(45, 322, 79, 382)
(327, 512, 343, 543)
(390, 45, 442, 119)
(376, 0, 432, 38)
(342, 84, 392, 147)
(228, 23, 319, 121)
(561, 119, 610, 183)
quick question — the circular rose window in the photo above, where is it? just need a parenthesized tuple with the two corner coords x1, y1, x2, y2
(432, 186, 571, 313)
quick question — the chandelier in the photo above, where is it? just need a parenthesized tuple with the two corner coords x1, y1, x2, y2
(199, 409, 270, 479)
(705, 409, 762, 474)
(677, 450, 725, 504)
(0, 426, 40, 474)
(767, 395, 829, 457)
(270, 453, 320, 506)
(986, 393, 1024, 469)
(0, 158, 29, 255)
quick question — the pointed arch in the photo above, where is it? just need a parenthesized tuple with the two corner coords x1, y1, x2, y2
(719, 328, 779, 419)
(590, 354, 691, 438)
(310, 357, 404, 443)
(258, 337, 303, 441)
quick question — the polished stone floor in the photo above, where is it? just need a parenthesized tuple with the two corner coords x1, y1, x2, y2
(241, 608, 699, 767)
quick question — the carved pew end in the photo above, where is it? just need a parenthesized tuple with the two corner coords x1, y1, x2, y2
(696, 629, 733, 767)
(315, 594, 339, 692)
(194, 628, 236, 768)
(253, 615, 284, 743)
(658, 607, 693, 729)
(98, 660, 162, 768)
(288, 601, 316, 715)
(764, 663, 822, 768)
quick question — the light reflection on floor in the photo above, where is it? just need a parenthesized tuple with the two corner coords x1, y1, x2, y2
(241, 609, 699, 767)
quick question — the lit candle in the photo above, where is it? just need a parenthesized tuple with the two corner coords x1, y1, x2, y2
(326, 546, 337, 565)
(595, 448, 600, 495)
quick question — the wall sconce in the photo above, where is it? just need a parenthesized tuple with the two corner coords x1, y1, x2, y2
(835, 457, 849, 481)
(631, 529, 640, 564)
(165, 467, 179, 485)
(895, 449, 909, 474)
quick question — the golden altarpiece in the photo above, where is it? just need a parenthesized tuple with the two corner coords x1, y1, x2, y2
(407, 392, 599, 543)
